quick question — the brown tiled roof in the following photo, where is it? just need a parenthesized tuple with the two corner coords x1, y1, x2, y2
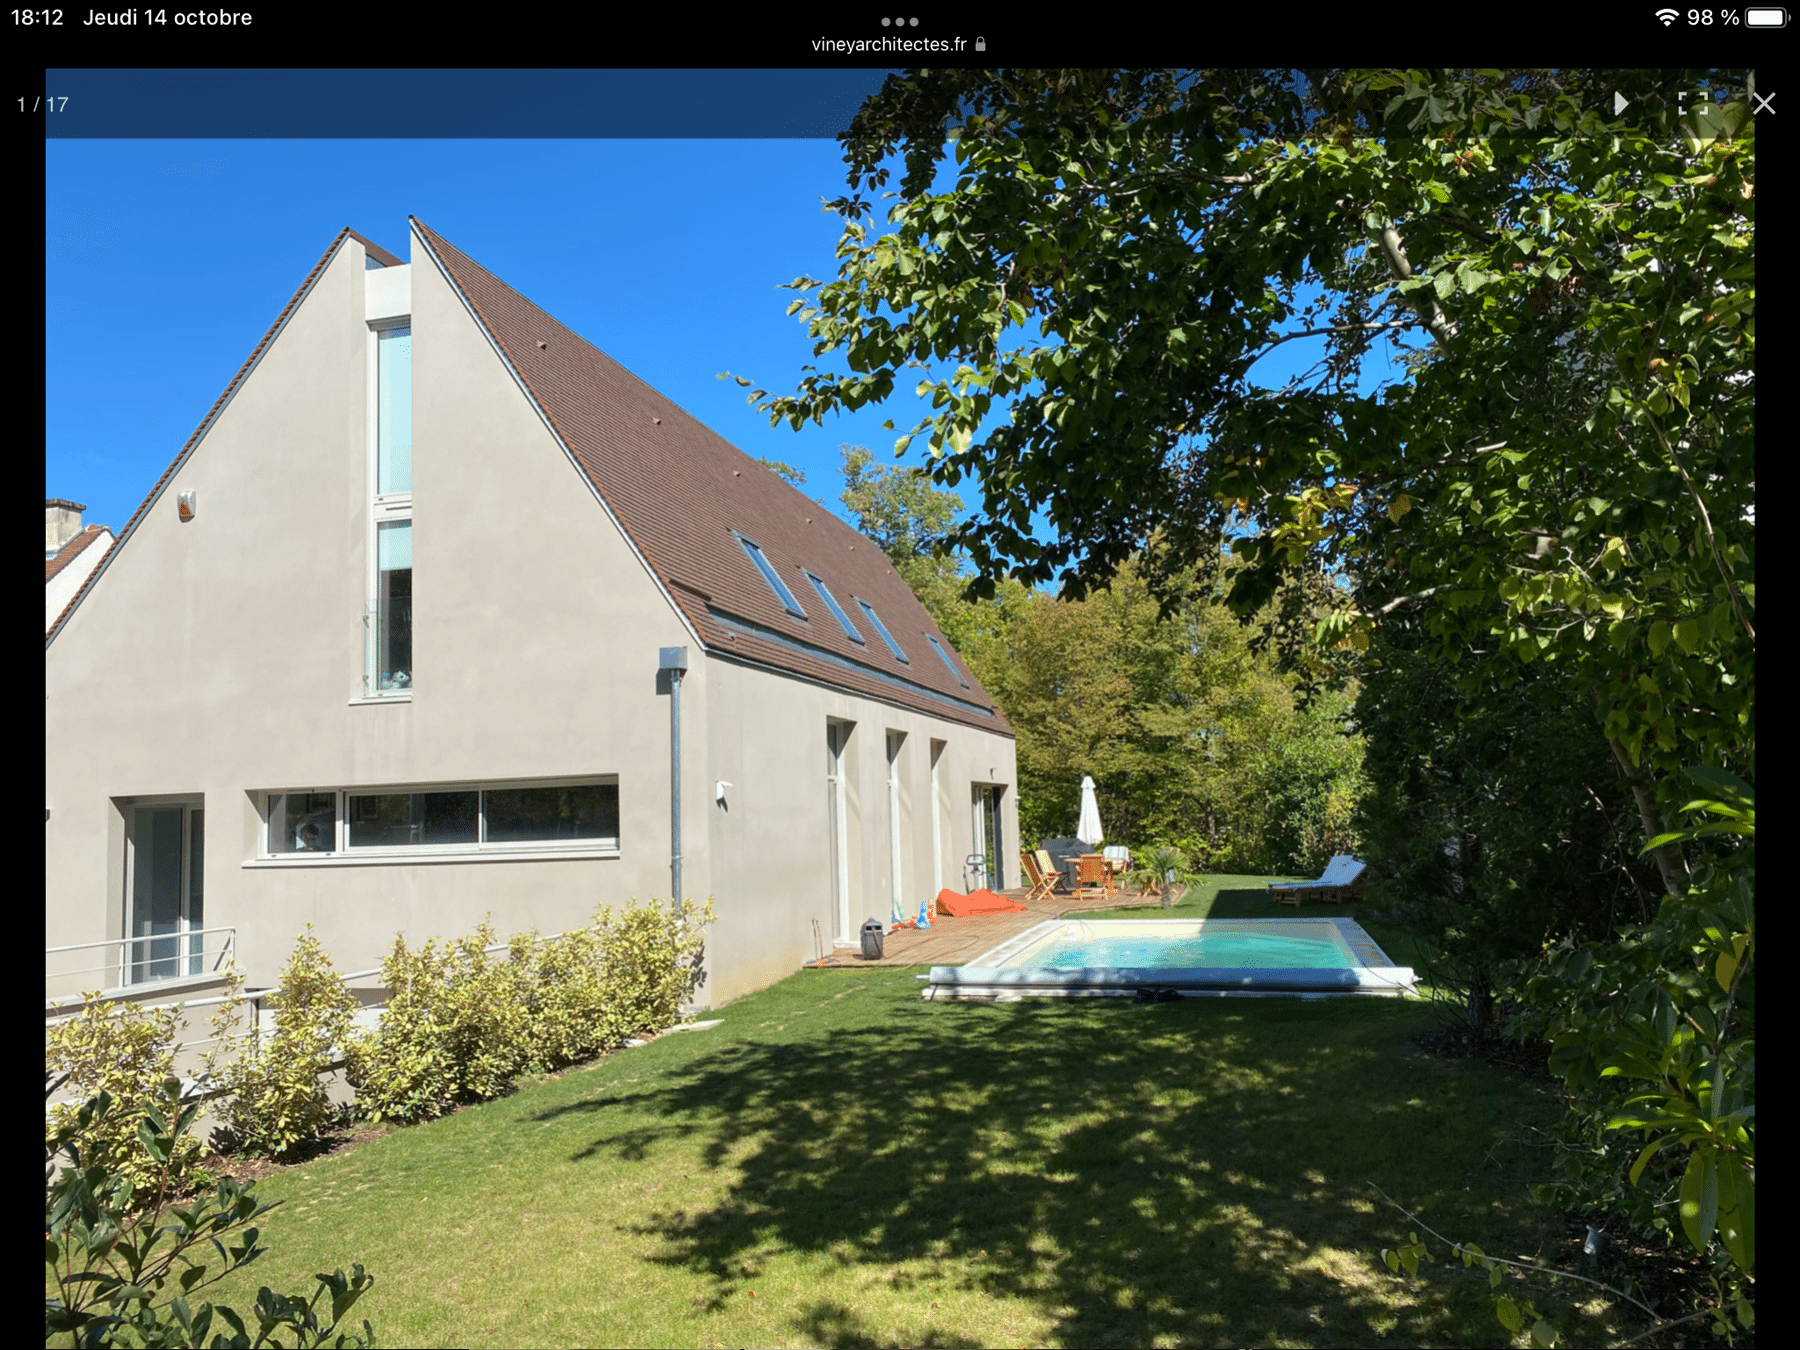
(45, 525, 110, 584)
(413, 217, 1012, 736)
(46, 227, 387, 647)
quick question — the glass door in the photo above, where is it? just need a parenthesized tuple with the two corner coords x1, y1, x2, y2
(127, 803, 203, 983)
(826, 722, 851, 943)
(971, 784, 1004, 891)
(886, 731, 906, 923)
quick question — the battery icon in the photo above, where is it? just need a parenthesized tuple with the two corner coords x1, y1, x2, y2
(1746, 7, 1788, 23)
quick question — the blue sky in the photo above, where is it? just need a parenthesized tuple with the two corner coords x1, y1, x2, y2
(47, 137, 924, 535)
(45, 69, 1402, 558)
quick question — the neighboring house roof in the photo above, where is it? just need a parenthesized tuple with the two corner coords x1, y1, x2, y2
(45, 525, 110, 584)
(413, 218, 1012, 734)
(46, 525, 114, 636)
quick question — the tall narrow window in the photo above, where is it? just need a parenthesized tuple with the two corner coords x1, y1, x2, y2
(377, 326, 412, 495)
(826, 720, 853, 943)
(367, 320, 413, 696)
(126, 801, 203, 983)
(375, 521, 412, 691)
(886, 730, 907, 924)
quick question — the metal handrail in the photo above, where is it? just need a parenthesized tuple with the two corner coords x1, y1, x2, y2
(46, 927, 582, 1018)
(46, 926, 237, 991)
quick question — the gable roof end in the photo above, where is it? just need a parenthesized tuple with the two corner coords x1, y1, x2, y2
(45, 227, 386, 648)
(411, 217, 1011, 735)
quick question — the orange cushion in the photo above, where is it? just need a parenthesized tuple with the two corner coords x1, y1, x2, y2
(935, 887, 1029, 917)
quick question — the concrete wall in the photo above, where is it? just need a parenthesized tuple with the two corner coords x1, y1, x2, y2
(698, 654, 1018, 1005)
(46, 224, 1019, 1013)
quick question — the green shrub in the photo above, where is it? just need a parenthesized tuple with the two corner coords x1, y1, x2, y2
(46, 1075, 374, 1348)
(510, 922, 609, 1071)
(45, 994, 202, 1200)
(594, 897, 714, 1041)
(346, 921, 530, 1124)
(209, 927, 361, 1158)
(347, 901, 713, 1122)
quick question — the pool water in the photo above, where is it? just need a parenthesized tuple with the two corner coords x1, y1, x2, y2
(925, 917, 1415, 1000)
(1019, 927, 1354, 970)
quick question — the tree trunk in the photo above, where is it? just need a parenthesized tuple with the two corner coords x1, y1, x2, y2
(1591, 691, 1688, 899)
(1466, 964, 1494, 1033)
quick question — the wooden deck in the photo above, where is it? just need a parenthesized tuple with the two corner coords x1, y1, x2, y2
(810, 886, 1166, 968)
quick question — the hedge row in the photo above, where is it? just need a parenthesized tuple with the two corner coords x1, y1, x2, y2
(45, 898, 713, 1188)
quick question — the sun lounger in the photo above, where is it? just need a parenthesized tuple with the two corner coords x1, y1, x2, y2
(1267, 855, 1367, 906)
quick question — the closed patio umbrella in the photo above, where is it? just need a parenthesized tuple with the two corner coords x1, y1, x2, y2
(1076, 775, 1105, 849)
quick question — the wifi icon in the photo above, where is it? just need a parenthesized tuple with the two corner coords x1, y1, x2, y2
(1655, 6, 1680, 21)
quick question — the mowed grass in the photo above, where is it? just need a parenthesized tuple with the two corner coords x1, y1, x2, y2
(196, 955, 1622, 1348)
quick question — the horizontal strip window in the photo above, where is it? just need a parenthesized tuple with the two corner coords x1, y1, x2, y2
(264, 781, 619, 858)
(708, 606, 995, 718)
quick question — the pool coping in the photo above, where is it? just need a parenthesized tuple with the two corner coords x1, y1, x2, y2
(924, 916, 1417, 1000)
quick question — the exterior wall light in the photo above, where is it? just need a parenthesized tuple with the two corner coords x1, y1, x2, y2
(177, 491, 197, 522)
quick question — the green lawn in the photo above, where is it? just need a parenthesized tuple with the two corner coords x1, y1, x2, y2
(195, 946, 1625, 1348)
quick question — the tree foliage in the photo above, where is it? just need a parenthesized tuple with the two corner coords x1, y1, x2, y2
(46, 996, 203, 1202)
(835, 451, 1362, 871)
(762, 67, 1754, 1320)
(740, 67, 1754, 821)
(46, 1077, 375, 1348)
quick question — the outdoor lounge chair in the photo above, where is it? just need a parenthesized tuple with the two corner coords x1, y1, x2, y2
(1034, 848, 1072, 887)
(1020, 852, 1065, 904)
(1267, 855, 1367, 906)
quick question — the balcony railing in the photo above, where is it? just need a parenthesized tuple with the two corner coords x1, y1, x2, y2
(46, 926, 237, 1000)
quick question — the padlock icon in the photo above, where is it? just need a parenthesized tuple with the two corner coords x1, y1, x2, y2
(975, 36, 986, 50)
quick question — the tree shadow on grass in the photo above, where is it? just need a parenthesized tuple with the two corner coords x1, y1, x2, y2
(531, 975, 1551, 1348)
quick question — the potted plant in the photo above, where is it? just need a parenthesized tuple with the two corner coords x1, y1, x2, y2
(1128, 846, 1189, 907)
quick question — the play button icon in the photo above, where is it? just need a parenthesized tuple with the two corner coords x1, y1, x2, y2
(1614, 91, 1630, 115)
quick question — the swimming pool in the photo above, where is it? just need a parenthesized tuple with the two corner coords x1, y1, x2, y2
(922, 917, 1415, 1000)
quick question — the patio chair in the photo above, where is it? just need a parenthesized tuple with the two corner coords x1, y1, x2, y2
(1072, 853, 1116, 901)
(1020, 852, 1064, 905)
(1102, 844, 1132, 885)
(1267, 855, 1367, 906)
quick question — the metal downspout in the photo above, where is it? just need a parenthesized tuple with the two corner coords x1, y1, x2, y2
(660, 647, 688, 906)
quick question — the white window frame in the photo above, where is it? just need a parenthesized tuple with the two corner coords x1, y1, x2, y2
(365, 318, 413, 699)
(250, 777, 622, 867)
(123, 795, 205, 984)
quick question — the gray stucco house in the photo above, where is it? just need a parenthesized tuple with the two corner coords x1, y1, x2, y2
(45, 218, 1018, 1009)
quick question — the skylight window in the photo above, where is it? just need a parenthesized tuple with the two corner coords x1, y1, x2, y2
(855, 599, 908, 664)
(926, 635, 970, 688)
(804, 571, 864, 643)
(735, 534, 807, 619)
